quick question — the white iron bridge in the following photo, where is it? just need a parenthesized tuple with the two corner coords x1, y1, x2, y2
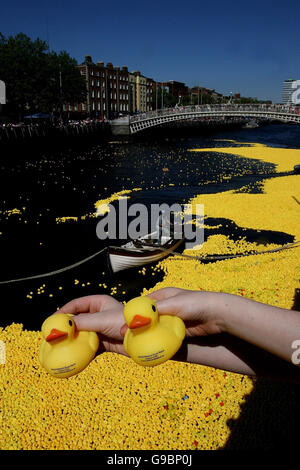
(111, 104, 300, 135)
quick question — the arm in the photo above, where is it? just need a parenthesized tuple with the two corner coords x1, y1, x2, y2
(173, 335, 300, 383)
(150, 288, 300, 382)
(210, 292, 300, 365)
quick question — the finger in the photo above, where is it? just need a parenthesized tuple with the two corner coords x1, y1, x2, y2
(147, 287, 182, 301)
(56, 296, 98, 314)
(120, 324, 128, 337)
(57, 295, 120, 315)
(74, 309, 124, 340)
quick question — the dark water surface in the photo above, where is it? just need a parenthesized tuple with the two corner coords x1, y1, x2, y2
(0, 123, 299, 330)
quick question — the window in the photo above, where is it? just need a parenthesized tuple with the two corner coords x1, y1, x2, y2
(97, 102, 101, 110)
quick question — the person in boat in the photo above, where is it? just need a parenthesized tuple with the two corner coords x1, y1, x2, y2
(156, 210, 173, 245)
(57, 289, 300, 383)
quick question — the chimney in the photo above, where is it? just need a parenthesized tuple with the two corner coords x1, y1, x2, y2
(85, 55, 92, 63)
(97, 61, 104, 67)
(106, 62, 113, 69)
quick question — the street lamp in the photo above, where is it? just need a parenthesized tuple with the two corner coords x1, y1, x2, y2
(0, 80, 5, 118)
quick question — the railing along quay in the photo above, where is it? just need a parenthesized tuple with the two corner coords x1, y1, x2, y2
(0, 121, 108, 144)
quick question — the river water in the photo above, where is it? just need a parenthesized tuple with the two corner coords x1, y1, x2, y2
(0, 123, 299, 329)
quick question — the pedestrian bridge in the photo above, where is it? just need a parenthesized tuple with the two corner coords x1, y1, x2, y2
(110, 104, 300, 135)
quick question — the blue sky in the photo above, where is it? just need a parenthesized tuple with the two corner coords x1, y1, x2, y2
(1, 0, 299, 102)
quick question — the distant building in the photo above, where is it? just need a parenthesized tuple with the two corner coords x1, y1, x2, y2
(130, 71, 155, 113)
(64, 56, 154, 119)
(190, 86, 223, 103)
(166, 81, 189, 99)
(282, 79, 297, 104)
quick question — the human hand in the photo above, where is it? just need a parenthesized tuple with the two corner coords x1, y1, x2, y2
(146, 287, 224, 337)
(56, 295, 127, 356)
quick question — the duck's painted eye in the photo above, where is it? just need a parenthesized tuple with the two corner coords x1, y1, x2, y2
(152, 305, 156, 312)
(68, 320, 73, 327)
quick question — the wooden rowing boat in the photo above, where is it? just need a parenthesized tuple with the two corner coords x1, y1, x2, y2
(108, 230, 184, 273)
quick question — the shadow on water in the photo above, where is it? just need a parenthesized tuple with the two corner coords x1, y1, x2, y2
(204, 217, 294, 246)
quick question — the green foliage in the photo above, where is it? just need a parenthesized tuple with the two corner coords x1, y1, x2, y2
(151, 86, 177, 109)
(0, 33, 86, 118)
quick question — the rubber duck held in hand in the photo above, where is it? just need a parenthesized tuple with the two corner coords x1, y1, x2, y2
(39, 313, 99, 378)
(123, 296, 185, 367)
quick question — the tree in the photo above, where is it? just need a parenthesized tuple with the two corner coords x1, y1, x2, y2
(41, 51, 87, 115)
(151, 86, 177, 109)
(0, 33, 86, 119)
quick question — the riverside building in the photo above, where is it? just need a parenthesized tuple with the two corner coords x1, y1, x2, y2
(64, 56, 154, 119)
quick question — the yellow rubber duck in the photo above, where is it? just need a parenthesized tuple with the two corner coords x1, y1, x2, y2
(123, 296, 185, 367)
(39, 313, 99, 378)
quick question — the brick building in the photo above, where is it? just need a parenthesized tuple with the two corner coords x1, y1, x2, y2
(65, 56, 154, 119)
(191, 86, 223, 103)
(165, 80, 189, 99)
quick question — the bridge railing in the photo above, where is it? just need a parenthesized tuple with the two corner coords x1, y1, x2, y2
(129, 104, 299, 123)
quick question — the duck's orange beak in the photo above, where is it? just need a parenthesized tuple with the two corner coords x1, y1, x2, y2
(129, 315, 151, 329)
(46, 329, 68, 342)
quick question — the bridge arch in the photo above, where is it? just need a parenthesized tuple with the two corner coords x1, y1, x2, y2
(128, 104, 300, 134)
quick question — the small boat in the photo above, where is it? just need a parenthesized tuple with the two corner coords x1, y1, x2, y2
(243, 119, 259, 129)
(108, 230, 184, 273)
